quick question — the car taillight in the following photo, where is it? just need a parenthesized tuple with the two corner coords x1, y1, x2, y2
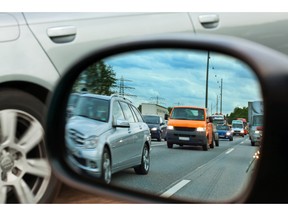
(256, 126, 263, 131)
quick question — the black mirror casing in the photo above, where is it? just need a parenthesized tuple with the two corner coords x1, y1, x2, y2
(45, 34, 288, 203)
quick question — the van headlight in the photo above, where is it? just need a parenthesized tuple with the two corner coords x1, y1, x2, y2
(167, 126, 174, 130)
(196, 127, 206, 132)
(84, 136, 99, 149)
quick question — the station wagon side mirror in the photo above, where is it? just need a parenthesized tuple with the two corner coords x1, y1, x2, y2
(113, 119, 130, 128)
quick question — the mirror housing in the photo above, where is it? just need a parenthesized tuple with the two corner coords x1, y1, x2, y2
(45, 34, 288, 203)
(113, 119, 130, 128)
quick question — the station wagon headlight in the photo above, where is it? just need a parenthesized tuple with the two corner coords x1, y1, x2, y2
(196, 127, 206, 132)
(84, 136, 99, 149)
(167, 125, 174, 130)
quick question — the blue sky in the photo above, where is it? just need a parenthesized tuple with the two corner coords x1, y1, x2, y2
(105, 49, 262, 115)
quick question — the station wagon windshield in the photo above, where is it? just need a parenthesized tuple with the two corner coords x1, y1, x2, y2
(74, 97, 110, 122)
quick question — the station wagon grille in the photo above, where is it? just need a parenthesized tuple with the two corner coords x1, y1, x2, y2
(69, 129, 85, 145)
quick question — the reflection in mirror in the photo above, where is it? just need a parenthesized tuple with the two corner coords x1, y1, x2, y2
(65, 49, 263, 202)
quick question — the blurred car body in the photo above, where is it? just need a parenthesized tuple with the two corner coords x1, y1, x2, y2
(143, 114, 167, 141)
(231, 120, 245, 137)
(166, 106, 214, 150)
(216, 125, 233, 141)
(65, 94, 151, 184)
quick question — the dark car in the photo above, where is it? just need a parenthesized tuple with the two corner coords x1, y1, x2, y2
(216, 125, 233, 141)
(143, 115, 167, 141)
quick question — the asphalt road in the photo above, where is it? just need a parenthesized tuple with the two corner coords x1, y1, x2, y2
(53, 183, 127, 203)
(53, 136, 258, 203)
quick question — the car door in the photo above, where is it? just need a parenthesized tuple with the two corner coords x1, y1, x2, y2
(23, 12, 195, 75)
(189, 12, 288, 56)
(118, 101, 142, 166)
(109, 100, 133, 171)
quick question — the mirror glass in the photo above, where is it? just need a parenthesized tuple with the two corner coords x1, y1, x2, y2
(65, 49, 263, 202)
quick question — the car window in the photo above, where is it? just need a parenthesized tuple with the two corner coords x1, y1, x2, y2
(171, 108, 205, 121)
(143, 115, 160, 124)
(112, 101, 125, 121)
(216, 125, 229, 130)
(74, 96, 109, 122)
(119, 101, 136, 122)
(131, 105, 144, 122)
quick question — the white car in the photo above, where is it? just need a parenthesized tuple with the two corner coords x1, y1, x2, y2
(1, 12, 288, 203)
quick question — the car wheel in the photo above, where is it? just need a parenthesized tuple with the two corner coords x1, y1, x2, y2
(100, 147, 112, 184)
(209, 136, 215, 149)
(134, 144, 150, 175)
(0, 89, 61, 203)
(167, 142, 173, 148)
(203, 137, 209, 151)
(229, 137, 233, 141)
(251, 141, 255, 146)
(215, 138, 219, 147)
(157, 133, 162, 142)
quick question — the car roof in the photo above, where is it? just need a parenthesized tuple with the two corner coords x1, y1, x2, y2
(80, 93, 132, 103)
(173, 106, 206, 110)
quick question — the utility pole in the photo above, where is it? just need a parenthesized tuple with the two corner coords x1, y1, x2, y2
(220, 78, 223, 114)
(118, 76, 136, 97)
(205, 51, 210, 108)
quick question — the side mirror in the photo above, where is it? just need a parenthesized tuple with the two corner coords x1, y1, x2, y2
(113, 119, 130, 128)
(45, 34, 288, 203)
(208, 116, 214, 123)
(164, 113, 169, 120)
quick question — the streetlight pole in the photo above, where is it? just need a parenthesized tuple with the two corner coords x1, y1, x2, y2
(220, 78, 223, 114)
(205, 51, 210, 108)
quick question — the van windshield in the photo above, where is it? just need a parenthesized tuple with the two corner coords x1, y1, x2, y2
(171, 108, 205, 121)
(232, 123, 243, 128)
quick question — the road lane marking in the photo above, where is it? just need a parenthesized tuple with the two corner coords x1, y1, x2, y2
(225, 148, 234, 154)
(160, 179, 191, 198)
(151, 143, 165, 147)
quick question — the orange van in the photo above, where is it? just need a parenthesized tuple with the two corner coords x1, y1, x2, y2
(165, 106, 215, 151)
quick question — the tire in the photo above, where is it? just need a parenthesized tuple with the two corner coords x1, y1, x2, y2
(251, 141, 255, 146)
(202, 137, 209, 151)
(167, 142, 173, 148)
(229, 137, 233, 141)
(157, 133, 162, 142)
(215, 138, 219, 146)
(209, 136, 215, 149)
(134, 144, 150, 175)
(0, 89, 61, 203)
(100, 147, 112, 184)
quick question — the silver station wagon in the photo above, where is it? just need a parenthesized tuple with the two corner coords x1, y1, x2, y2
(65, 94, 151, 184)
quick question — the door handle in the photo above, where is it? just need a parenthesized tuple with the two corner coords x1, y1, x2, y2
(198, 14, 219, 29)
(47, 26, 76, 43)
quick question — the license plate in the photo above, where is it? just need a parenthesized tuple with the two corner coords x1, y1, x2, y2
(179, 137, 189, 141)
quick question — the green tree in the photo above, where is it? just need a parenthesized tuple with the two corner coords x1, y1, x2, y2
(72, 60, 117, 95)
(226, 106, 248, 124)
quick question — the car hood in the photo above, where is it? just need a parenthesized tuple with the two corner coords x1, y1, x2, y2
(146, 123, 160, 129)
(67, 116, 110, 137)
(217, 129, 230, 133)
